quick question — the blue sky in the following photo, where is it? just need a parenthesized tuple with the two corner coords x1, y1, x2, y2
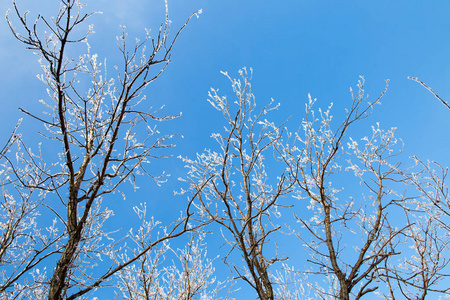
(1, 0, 450, 298)
(2, 1, 450, 162)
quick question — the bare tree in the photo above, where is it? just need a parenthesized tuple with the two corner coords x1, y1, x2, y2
(179, 68, 292, 300)
(2, 0, 202, 298)
(177, 70, 450, 299)
(276, 78, 415, 299)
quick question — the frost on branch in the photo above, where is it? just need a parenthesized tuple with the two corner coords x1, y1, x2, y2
(179, 68, 291, 300)
(276, 77, 413, 299)
(115, 203, 223, 300)
(3, 0, 202, 298)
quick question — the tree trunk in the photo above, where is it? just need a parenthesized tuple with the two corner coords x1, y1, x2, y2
(48, 230, 81, 300)
(48, 188, 81, 300)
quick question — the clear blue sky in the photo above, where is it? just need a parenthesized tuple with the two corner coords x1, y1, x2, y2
(1, 0, 450, 298)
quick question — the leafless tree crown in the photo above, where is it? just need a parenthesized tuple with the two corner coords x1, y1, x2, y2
(1, 1, 450, 299)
